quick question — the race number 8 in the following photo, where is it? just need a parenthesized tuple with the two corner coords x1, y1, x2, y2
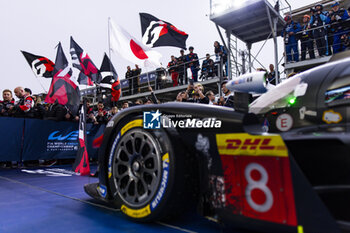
(245, 163, 273, 212)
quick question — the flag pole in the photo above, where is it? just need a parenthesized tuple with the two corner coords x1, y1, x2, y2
(108, 17, 112, 61)
(28, 68, 48, 94)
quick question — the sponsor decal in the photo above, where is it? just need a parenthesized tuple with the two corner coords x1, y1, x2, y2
(293, 83, 308, 97)
(97, 184, 107, 198)
(121, 204, 151, 218)
(121, 119, 143, 135)
(47, 130, 90, 152)
(218, 133, 297, 226)
(262, 119, 269, 132)
(108, 132, 121, 179)
(48, 130, 79, 141)
(106, 121, 114, 128)
(216, 133, 288, 157)
(322, 110, 342, 124)
(233, 76, 253, 85)
(299, 107, 317, 120)
(151, 153, 170, 210)
(276, 114, 293, 132)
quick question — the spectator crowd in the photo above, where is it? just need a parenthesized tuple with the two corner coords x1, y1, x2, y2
(123, 41, 228, 95)
(282, 1, 350, 62)
(0, 87, 120, 125)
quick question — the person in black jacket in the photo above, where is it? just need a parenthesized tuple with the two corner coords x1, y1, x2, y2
(32, 96, 45, 119)
(177, 49, 187, 85)
(186, 47, 200, 82)
(125, 66, 133, 95)
(0, 89, 15, 117)
(44, 100, 67, 121)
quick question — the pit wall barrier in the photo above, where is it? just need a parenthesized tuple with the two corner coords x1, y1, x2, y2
(0, 117, 105, 162)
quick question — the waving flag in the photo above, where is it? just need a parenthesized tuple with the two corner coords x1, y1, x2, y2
(140, 13, 188, 49)
(73, 98, 91, 176)
(70, 36, 100, 85)
(99, 53, 121, 102)
(109, 18, 162, 68)
(45, 42, 80, 116)
(21, 51, 55, 78)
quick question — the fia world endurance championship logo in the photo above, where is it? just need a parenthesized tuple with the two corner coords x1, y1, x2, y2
(143, 110, 161, 129)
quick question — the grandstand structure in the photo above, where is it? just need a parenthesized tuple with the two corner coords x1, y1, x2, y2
(79, 0, 349, 107)
(210, 0, 290, 83)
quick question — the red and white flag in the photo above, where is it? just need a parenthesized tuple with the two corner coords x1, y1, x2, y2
(109, 18, 162, 68)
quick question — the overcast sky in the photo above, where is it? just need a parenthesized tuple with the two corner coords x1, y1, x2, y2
(0, 0, 316, 97)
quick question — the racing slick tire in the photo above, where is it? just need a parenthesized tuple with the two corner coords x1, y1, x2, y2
(106, 117, 193, 222)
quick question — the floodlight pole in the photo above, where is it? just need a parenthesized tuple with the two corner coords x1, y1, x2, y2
(247, 43, 252, 73)
(241, 50, 246, 74)
(266, 5, 280, 84)
(226, 30, 232, 80)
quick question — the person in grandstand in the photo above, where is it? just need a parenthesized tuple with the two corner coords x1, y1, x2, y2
(167, 55, 179, 86)
(300, 14, 316, 60)
(94, 102, 108, 124)
(107, 106, 119, 121)
(200, 54, 215, 80)
(0, 89, 15, 117)
(44, 100, 67, 121)
(327, 1, 350, 53)
(282, 15, 301, 62)
(310, 3, 329, 56)
(177, 49, 187, 85)
(186, 46, 200, 82)
(133, 64, 142, 94)
(125, 66, 134, 95)
(121, 101, 129, 110)
(175, 91, 187, 102)
(205, 91, 216, 105)
(32, 96, 45, 119)
(185, 82, 209, 104)
(12, 86, 34, 118)
(214, 41, 228, 76)
(218, 81, 234, 108)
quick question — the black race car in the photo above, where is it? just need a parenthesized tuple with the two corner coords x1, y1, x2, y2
(85, 57, 350, 233)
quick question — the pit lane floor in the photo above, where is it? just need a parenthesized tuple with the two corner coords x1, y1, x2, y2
(0, 165, 235, 233)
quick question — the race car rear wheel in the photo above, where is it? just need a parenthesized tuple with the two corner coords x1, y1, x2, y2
(107, 118, 192, 222)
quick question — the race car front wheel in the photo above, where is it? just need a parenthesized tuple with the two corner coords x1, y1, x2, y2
(107, 118, 191, 222)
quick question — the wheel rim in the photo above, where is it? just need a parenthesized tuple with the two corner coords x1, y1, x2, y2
(112, 128, 162, 208)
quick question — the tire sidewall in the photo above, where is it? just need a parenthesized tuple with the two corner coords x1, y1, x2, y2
(107, 118, 177, 222)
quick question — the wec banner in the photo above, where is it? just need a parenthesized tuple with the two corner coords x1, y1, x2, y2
(16, 118, 104, 161)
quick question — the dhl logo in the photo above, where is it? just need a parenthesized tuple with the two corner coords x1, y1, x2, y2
(216, 133, 288, 157)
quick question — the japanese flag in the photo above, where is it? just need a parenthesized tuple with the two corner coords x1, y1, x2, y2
(109, 18, 162, 68)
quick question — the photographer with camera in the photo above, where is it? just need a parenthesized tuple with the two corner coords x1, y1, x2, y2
(185, 81, 209, 104)
(310, 4, 329, 56)
(327, 1, 349, 53)
(282, 15, 301, 62)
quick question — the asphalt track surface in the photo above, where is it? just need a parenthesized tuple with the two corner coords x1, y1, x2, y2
(0, 165, 239, 233)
